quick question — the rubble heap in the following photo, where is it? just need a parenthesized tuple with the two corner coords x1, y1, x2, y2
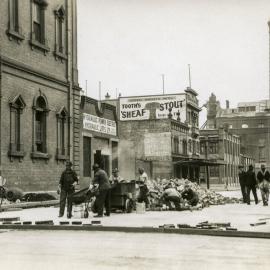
(147, 178, 241, 209)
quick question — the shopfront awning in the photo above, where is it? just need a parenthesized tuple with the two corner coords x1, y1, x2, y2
(172, 159, 225, 166)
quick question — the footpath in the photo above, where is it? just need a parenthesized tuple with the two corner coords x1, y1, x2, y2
(1, 190, 270, 238)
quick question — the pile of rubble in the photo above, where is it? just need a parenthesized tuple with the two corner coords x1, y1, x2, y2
(146, 178, 241, 209)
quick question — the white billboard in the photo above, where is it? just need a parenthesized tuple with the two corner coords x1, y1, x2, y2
(83, 113, 117, 136)
(119, 94, 186, 121)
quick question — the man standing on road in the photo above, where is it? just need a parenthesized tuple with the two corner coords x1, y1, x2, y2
(238, 165, 247, 203)
(257, 164, 270, 206)
(92, 163, 111, 217)
(137, 168, 149, 208)
(58, 161, 79, 218)
(246, 165, 258, 205)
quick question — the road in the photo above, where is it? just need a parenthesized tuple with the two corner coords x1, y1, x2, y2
(0, 230, 269, 270)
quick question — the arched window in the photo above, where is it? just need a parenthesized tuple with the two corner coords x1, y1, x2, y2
(32, 94, 50, 159)
(56, 107, 68, 160)
(182, 140, 187, 155)
(188, 139, 192, 153)
(9, 95, 26, 161)
(192, 140, 196, 154)
(35, 97, 47, 152)
(173, 136, 179, 154)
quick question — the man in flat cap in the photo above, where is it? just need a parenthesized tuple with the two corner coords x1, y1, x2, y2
(92, 163, 111, 217)
(58, 161, 79, 218)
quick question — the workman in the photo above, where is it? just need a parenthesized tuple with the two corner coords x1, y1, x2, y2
(246, 164, 258, 205)
(161, 183, 183, 210)
(257, 164, 270, 206)
(58, 161, 79, 218)
(238, 165, 247, 203)
(137, 168, 149, 208)
(92, 163, 111, 217)
(109, 168, 124, 185)
(181, 184, 199, 206)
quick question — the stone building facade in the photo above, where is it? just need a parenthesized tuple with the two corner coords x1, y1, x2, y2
(0, 0, 81, 191)
(205, 93, 270, 171)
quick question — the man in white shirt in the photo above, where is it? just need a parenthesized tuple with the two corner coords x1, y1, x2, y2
(137, 168, 149, 208)
(161, 183, 183, 210)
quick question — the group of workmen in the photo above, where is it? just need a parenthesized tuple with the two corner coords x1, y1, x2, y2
(160, 182, 199, 210)
(57, 161, 200, 218)
(238, 164, 270, 206)
(57, 161, 151, 218)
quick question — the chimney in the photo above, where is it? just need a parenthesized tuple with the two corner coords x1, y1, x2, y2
(226, 100, 230, 109)
(105, 92, 110, 100)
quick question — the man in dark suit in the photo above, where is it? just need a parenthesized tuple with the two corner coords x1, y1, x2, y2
(257, 164, 270, 206)
(58, 161, 79, 218)
(92, 163, 111, 217)
(238, 165, 247, 203)
(246, 165, 258, 205)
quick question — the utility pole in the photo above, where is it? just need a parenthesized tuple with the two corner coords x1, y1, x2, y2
(162, 74, 165, 95)
(85, 80, 88, 96)
(99, 81, 101, 101)
(188, 64, 192, 88)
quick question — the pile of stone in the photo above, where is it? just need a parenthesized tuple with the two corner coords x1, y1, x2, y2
(146, 178, 241, 209)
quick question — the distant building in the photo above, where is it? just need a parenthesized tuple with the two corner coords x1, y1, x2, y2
(205, 94, 270, 171)
(240, 154, 255, 172)
(80, 96, 119, 186)
(105, 87, 201, 180)
(0, 0, 81, 191)
(199, 128, 241, 187)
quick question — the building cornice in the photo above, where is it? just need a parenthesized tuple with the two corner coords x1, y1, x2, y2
(1, 55, 69, 87)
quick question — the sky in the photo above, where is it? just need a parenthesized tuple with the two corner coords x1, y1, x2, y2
(77, 0, 270, 123)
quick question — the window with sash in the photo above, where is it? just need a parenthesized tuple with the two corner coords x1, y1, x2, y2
(31, 94, 50, 160)
(6, 0, 24, 42)
(30, 0, 49, 53)
(8, 95, 26, 161)
(54, 6, 67, 60)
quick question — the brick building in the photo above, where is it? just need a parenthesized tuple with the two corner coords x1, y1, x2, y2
(205, 93, 270, 171)
(0, 0, 81, 191)
(80, 96, 118, 187)
(114, 88, 201, 180)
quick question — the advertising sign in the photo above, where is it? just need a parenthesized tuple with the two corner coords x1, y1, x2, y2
(83, 113, 117, 136)
(119, 94, 186, 121)
(144, 132, 171, 157)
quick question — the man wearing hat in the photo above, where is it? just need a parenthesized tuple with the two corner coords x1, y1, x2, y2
(92, 163, 111, 217)
(246, 164, 258, 205)
(238, 165, 247, 203)
(58, 161, 79, 218)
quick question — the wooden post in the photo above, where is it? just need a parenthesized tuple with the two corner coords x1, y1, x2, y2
(206, 165, 210, 189)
